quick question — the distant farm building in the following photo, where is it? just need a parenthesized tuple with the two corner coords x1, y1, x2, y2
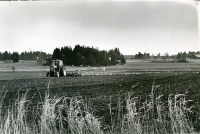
(194, 54, 200, 58)
(190, 54, 200, 59)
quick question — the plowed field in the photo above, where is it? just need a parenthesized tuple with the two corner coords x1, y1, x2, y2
(1, 72, 200, 126)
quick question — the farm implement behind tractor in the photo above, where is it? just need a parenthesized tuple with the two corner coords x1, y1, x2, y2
(46, 60, 80, 77)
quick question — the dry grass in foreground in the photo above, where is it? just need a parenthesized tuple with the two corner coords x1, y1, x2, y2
(0, 85, 199, 134)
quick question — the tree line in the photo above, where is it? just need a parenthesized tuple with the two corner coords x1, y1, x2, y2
(52, 45, 126, 66)
(133, 51, 200, 63)
(135, 52, 150, 59)
(176, 51, 199, 60)
(0, 51, 49, 62)
(134, 51, 199, 60)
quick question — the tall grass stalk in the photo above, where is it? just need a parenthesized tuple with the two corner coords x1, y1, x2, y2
(0, 85, 198, 134)
(0, 91, 103, 134)
(1, 90, 33, 134)
(118, 86, 195, 134)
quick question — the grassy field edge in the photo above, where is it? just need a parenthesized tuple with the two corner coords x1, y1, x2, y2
(0, 85, 199, 134)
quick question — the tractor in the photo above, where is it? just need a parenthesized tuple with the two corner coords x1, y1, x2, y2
(46, 60, 66, 77)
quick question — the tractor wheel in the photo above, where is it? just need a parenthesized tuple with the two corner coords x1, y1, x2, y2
(56, 71, 60, 77)
(63, 70, 66, 77)
(46, 72, 50, 77)
(49, 72, 53, 77)
(60, 67, 66, 77)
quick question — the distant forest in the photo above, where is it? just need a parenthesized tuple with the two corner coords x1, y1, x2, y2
(52, 45, 126, 66)
(0, 51, 50, 62)
(0, 48, 199, 65)
(134, 51, 200, 61)
(0, 44, 126, 66)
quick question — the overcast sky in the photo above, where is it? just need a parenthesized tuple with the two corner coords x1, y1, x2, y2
(0, 1, 199, 55)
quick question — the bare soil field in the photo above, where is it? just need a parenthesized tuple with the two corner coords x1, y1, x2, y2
(0, 60, 200, 132)
(1, 72, 200, 130)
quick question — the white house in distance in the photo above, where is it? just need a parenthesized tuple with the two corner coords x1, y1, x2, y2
(186, 53, 200, 61)
(194, 54, 200, 58)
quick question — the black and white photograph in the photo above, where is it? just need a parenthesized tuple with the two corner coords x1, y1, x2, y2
(0, 0, 200, 133)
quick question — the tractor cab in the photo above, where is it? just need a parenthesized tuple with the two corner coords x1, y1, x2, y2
(46, 60, 66, 77)
(52, 60, 63, 68)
